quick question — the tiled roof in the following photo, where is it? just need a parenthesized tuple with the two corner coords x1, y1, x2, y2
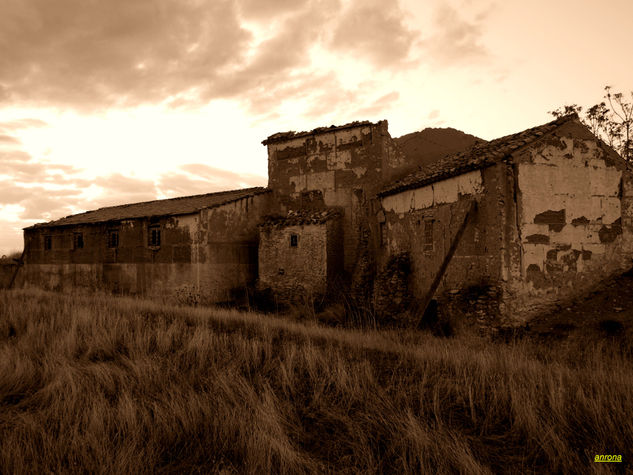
(27, 187, 270, 229)
(260, 209, 342, 228)
(380, 114, 580, 197)
(262, 120, 380, 145)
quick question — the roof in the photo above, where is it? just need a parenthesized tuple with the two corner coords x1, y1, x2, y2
(27, 187, 270, 229)
(380, 114, 581, 197)
(262, 120, 382, 145)
(260, 209, 342, 228)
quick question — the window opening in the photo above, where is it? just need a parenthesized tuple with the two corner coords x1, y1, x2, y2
(44, 235, 52, 251)
(423, 220, 434, 252)
(290, 234, 298, 247)
(73, 232, 84, 249)
(149, 225, 161, 247)
(108, 230, 119, 248)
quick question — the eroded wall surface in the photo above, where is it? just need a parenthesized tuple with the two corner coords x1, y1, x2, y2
(266, 123, 386, 272)
(22, 193, 273, 303)
(507, 120, 633, 316)
(380, 166, 507, 324)
(258, 224, 329, 300)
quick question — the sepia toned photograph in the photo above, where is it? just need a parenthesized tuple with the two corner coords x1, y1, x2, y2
(0, 0, 631, 473)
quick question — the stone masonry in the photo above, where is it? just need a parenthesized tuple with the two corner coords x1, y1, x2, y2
(15, 114, 633, 327)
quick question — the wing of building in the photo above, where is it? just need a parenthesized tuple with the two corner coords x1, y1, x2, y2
(16, 115, 633, 327)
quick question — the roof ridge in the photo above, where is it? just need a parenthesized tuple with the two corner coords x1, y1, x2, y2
(379, 114, 580, 197)
(27, 186, 270, 229)
(91, 186, 267, 212)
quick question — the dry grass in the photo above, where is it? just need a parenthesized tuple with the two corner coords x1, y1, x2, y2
(0, 289, 631, 474)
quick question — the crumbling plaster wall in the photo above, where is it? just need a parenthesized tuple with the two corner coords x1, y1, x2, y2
(258, 223, 329, 300)
(23, 215, 196, 296)
(266, 123, 385, 273)
(380, 165, 508, 324)
(506, 120, 633, 317)
(195, 192, 273, 302)
(22, 193, 273, 303)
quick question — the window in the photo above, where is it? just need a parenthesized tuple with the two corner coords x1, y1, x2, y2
(148, 225, 161, 247)
(380, 222, 387, 247)
(423, 220, 434, 252)
(108, 229, 119, 248)
(44, 235, 52, 251)
(290, 234, 298, 247)
(73, 232, 84, 249)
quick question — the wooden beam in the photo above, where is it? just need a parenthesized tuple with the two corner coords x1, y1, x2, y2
(417, 199, 477, 328)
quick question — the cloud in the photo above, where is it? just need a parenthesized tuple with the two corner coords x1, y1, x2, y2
(206, 0, 342, 112)
(0, 0, 251, 109)
(353, 91, 400, 118)
(159, 164, 266, 196)
(428, 109, 440, 119)
(0, 134, 21, 144)
(236, 0, 310, 20)
(0, 118, 48, 131)
(0, 0, 422, 115)
(420, 4, 490, 67)
(0, 146, 85, 183)
(330, 0, 417, 67)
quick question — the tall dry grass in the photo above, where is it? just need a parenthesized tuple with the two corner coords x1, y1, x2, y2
(0, 289, 631, 474)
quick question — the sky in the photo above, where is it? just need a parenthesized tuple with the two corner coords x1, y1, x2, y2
(1, 0, 631, 254)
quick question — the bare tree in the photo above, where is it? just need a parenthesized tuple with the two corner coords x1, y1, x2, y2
(549, 87, 633, 161)
(548, 104, 582, 119)
(604, 86, 633, 160)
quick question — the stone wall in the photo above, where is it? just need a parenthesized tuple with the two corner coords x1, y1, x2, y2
(265, 122, 386, 273)
(379, 165, 507, 324)
(379, 120, 633, 326)
(264, 121, 423, 275)
(21, 192, 273, 303)
(504, 119, 633, 318)
(258, 223, 329, 301)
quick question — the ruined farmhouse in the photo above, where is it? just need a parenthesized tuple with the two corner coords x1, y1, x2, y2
(16, 114, 633, 326)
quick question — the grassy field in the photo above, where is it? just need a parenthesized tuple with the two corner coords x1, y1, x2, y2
(0, 289, 631, 474)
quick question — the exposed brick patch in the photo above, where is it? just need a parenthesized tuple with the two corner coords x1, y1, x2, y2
(526, 234, 550, 244)
(526, 264, 548, 289)
(571, 216, 590, 226)
(599, 217, 622, 243)
(534, 209, 566, 232)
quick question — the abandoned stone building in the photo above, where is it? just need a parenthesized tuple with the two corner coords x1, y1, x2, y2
(15, 114, 633, 325)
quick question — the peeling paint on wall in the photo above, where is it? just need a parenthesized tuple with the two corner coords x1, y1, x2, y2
(382, 170, 483, 213)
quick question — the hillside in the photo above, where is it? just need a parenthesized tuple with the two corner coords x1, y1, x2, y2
(1, 289, 631, 473)
(395, 127, 484, 169)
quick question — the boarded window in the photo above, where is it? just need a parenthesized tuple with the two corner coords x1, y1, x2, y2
(73, 232, 84, 249)
(290, 234, 298, 247)
(108, 230, 119, 248)
(44, 235, 52, 251)
(423, 221, 434, 251)
(149, 225, 161, 247)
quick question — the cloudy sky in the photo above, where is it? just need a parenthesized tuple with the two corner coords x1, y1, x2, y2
(1, 0, 631, 254)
